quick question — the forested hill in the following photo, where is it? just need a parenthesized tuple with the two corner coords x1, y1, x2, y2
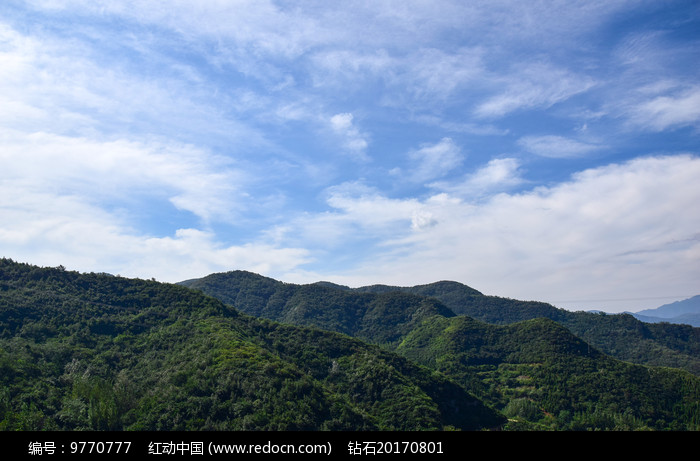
(182, 272, 700, 376)
(0, 258, 504, 431)
(179, 270, 457, 346)
(182, 270, 700, 430)
(354, 280, 700, 375)
(4, 259, 700, 431)
(395, 315, 700, 430)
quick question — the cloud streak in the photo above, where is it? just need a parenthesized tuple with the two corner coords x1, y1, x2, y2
(518, 135, 605, 159)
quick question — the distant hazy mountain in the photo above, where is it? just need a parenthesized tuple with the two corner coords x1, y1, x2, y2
(630, 296, 700, 327)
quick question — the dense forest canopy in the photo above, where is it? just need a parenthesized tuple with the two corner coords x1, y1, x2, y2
(2, 259, 700, 431)
(182, 269, 700, 430)
(0, 259, 502, 431)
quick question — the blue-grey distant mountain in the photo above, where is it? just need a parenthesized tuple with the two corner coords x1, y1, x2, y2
(630, 295, 700, 327)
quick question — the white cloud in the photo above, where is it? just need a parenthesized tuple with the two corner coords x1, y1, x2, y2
(329, 113, 370, 160)
(0, 129, 244, 224)
(605, 28, 700, 133)
(614, 30, 668, 68)
(284, 155, 700, 312)
(268, 181, 428, 252)
(628, 86, 700, 132)
(475, 62, 596, 118)
(518, 135, 605, 158)
(324, 182, 421, 232)
(308, 46, 487, 115)
(0, 19, 264, 147)
(310, 49, 395, 86)
(430, 157, 523, 198)
(404, 137, 464, 183)
(136, 230, 312, 282)
(403, 48, 485, 100)
(410, 209, 438, 231)
(0, 172, 311, 283)
(329, 113, 355, 133)
(26, 0, 324, 59)
(414, 114, 509, 136)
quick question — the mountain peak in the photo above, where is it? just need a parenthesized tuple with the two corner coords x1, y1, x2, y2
(636, 295, 700, 318)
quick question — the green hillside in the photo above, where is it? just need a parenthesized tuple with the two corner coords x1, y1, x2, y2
(180, 271, 456, 346)
(397, 315, 700, 430)
(354, 280, 700, 375)
(183, 270, 700, 430)
(0, 258, 503, 431)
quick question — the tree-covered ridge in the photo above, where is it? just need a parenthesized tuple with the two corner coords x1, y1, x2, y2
(0, 258, 503, 431)
(352, 280, 700, 375)
(180, 271, 456, 346)
(396, 316, 700, 430)
(182, 272, 700, 376)
(183, 270, 700, 430)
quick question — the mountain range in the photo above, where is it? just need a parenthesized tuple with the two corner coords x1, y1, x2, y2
(180, 270, 700, 430)
(629, 296, 700, 327)
(2, 258, 699, 431)
(181, 272, 700, 376)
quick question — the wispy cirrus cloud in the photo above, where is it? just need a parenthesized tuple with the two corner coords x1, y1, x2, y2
(429, 157, 524, 198)
(602, 26, 700, 133)
(518, 135, 606, 159)
(398, 137, 464, 184)
(474, 61, 597, 118)
(0, 19, 266, 147)
(626, 86, 700, 132)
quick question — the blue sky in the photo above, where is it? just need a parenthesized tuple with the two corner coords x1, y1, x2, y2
(1, 1, 699, 313)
